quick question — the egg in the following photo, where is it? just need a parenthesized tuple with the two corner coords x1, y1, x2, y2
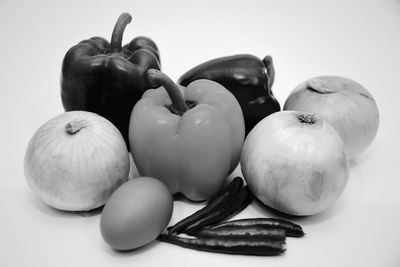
(100, 177, 173, 251)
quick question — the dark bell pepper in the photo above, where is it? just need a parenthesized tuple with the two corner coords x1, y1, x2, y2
(178, 54, 280, 135)
(60, 13, 161, 146)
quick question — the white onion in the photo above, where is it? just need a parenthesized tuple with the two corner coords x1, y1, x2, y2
(24, 111, 130, 211)
(284, 76, 379, 159)
(241, 111, 349, 216)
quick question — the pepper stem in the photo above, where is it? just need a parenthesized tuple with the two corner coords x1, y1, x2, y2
(110, 13, 132, 54)
(147, 69, 189, 115)
(262, 55, 275, 91)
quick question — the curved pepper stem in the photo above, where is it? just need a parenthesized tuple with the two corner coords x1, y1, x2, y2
(262, 55, 275, 92)
(110, 13, 132, 54)
(147, 69, 189, 115)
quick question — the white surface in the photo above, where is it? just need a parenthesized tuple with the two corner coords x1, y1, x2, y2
(1, 0, 400, 266)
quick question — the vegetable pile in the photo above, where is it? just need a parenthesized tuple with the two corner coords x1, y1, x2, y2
(24, 11, 379, 257)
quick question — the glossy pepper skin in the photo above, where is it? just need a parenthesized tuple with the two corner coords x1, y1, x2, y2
(178, 54, 280, 135)
(129, 69, 245, 201)
(61, 13, 161, 146)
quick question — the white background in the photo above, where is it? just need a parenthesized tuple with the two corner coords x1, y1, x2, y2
(1, 0, 400, 266)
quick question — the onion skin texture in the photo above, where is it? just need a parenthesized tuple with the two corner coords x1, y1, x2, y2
(241, 111, 350, 216)
(284, 76, 379, 159)
(24, 111, 130, 211)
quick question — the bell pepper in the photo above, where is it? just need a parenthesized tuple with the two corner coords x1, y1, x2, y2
(129, 69, 245, 201)
(60, 13, 161, 146)
(178, 54, 280, 135)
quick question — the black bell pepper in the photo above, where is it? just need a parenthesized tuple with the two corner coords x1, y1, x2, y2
(61, 13, 161, 146)
(178, 54, 280, 135)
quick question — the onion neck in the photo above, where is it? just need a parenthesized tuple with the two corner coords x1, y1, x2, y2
(306, 78, 337, 94)
(109, 13, 132, 54)
(147, 69, 189, 115)
(65, 119, 87, 134)
(297, 114, 316, 125)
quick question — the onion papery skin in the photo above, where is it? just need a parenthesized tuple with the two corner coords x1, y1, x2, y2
(24, 111, 130, 211)
(283, 76, 379, 159)
(241, 111, 350, 216)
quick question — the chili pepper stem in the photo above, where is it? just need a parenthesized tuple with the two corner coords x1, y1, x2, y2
(147, 69, 189, 115)
(110, 13, 132, 54)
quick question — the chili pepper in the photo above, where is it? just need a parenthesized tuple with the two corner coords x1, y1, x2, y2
(129, 69, 245, 201)
(178, 54, 280, 135)
(208, 218, 304, 237)
(61, 13, 161, 147)
(194, 226, 287, 241)
(157, 233, 286, 256)
(208, 176, 244, 203)
(184, 186, 253, 234)
(168, 177, 244, 235)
